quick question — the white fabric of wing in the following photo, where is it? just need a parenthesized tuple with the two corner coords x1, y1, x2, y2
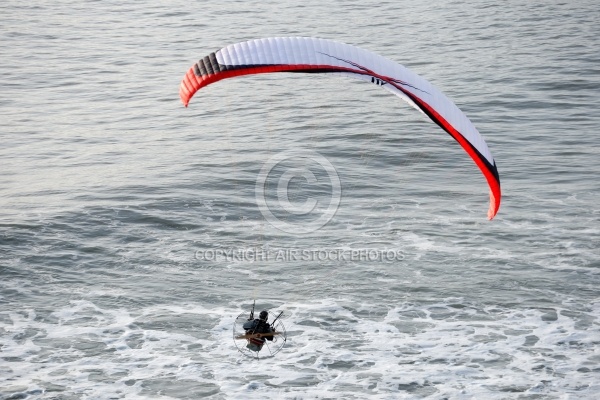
(335, 72, 423, 115)
(215, 37, 493, 164)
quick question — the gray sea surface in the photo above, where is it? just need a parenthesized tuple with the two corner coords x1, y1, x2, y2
(1, 1, 599, 399)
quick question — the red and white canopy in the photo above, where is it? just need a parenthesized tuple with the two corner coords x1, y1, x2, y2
(180, 37, 501, 219)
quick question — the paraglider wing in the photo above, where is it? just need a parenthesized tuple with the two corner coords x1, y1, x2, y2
(180, 37, 501, 219)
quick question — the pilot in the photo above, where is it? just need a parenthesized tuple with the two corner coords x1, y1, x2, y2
(243, 310, 274, 352)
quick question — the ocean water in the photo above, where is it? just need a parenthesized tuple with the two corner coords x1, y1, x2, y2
(1, 1, 599, 399)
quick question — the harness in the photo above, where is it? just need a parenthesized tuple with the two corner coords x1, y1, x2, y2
(249, 336, 265, 347)
(247, 320, 268, 347)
